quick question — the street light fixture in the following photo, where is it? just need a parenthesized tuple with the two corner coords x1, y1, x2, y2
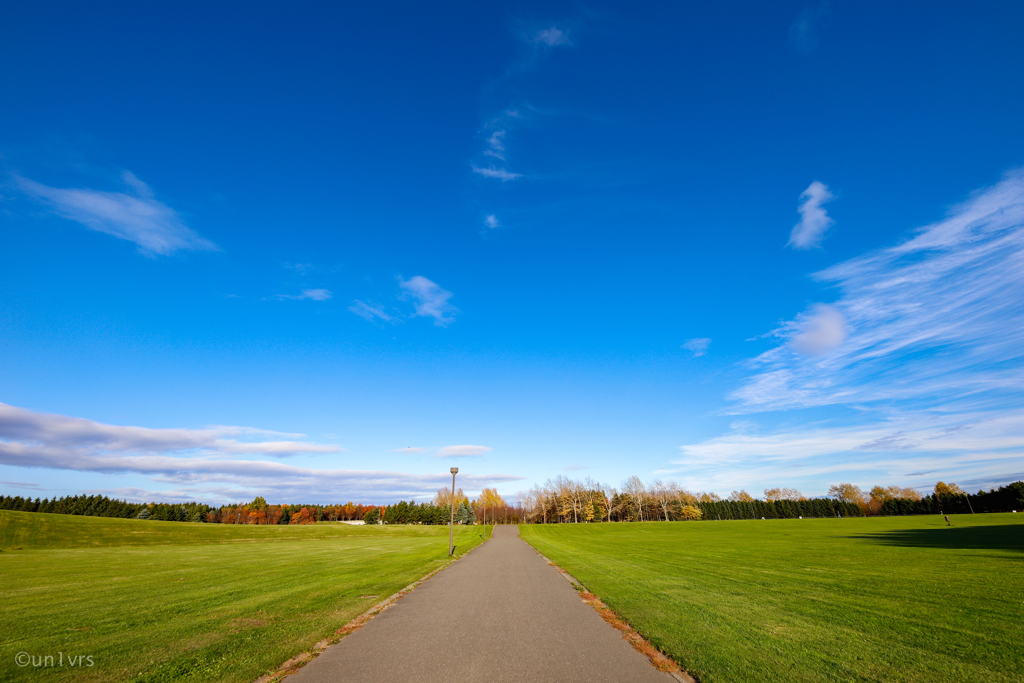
(449, 467, 458, 557)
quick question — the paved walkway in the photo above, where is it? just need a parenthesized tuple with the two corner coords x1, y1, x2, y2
(290, 525, 673, 683)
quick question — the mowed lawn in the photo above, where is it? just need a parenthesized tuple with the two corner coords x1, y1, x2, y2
(521, 514, 1024, 683)
(0, 511, 489, 683)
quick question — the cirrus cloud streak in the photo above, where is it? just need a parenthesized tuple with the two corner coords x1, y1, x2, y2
(0, 402, 341, 458)
(16, 172, 216, 256)
(736, 169, 1024, 413)
(673, 170, 1024, 496)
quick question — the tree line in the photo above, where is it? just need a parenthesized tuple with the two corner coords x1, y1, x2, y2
(0, 492, 502, 526)
(0, 494, 384, 525)
(207, 498, 384, 525)
(513, 476, 1024, 523)
(825, 481, 1024, 517)
(2, 480, 1020, 526)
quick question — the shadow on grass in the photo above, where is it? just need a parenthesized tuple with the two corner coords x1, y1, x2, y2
(850, 524, 1024, 553)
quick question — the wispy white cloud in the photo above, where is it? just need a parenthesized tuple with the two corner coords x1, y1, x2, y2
(279, 289, 332, 301)
(398, 275, 457, 326)
(0, 402, 340, 459)
(1, 480, 42, 490)
(435, 445, 493, 457)
(469, 21, 571, 186)
(470, 25, 567, 184)
(788, 180, 835, 249)
(533, 26, 571, 47)
(680, 413, 1024, 466)
(0, 403, 521, 503)
(120, 170, 153, 198)
(682, 338, 711, 357)
(729, 420, 759, 434)
(674, 409, 1024, 495)
(484, 214, 500, 229)
(473, 116, 523, 181)
(300, 288, 331, 301)
(284, 262, 316, 274)
(484, 131, 507, 160)
(789, 304, 847, 356)
(16, 172, 216, 256)
(348, 300, 394, 322)
(472, 165, 522, 181)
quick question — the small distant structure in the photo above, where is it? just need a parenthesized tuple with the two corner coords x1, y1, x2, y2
(340, 520, 365, 525)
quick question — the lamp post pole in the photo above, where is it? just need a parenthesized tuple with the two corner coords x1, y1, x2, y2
(449, 467, 458, 557)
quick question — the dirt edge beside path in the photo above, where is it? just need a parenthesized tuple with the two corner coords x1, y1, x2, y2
(525, 544, 697, 683)
(252, 531, 491, 683)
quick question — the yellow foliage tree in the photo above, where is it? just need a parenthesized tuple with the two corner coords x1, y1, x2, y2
(476, 487, 507, 525)
(478, 487, 505, 508)
(559, 497, 573, 522)
(764, 487, 804, 502)
(862, 485, 923, 514)
(828, 483, 866, 506)
(870, 485, 920, 502)
(432, 487, 469, 509)
(679, 505, 703, 520)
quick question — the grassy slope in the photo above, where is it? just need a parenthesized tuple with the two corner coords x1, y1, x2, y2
(520, 514, 1024, 683)
(1, 512, 490, 683)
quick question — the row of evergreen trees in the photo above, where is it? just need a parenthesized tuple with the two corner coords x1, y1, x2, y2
(378, 500, 475, 524)
(0, 494, 214, 522)
(694, 497, 864, 520)
(964, 481, 1024, 512)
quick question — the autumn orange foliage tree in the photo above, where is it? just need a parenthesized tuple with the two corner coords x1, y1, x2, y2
(289, 507, 315, 525)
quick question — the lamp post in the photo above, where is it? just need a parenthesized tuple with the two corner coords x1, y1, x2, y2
(449, 467, 458, 557)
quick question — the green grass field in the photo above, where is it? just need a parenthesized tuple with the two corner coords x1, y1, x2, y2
(0, 511, 489, 683)
(520, 513, 1024, 683)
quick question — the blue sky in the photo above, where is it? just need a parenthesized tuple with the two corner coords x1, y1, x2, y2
(1, 1, 1022, 505)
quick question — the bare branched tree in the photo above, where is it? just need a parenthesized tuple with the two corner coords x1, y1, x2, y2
(623, 475, 648, 522)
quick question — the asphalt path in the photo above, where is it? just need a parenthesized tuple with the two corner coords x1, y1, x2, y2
(289, 525, 673, 683)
